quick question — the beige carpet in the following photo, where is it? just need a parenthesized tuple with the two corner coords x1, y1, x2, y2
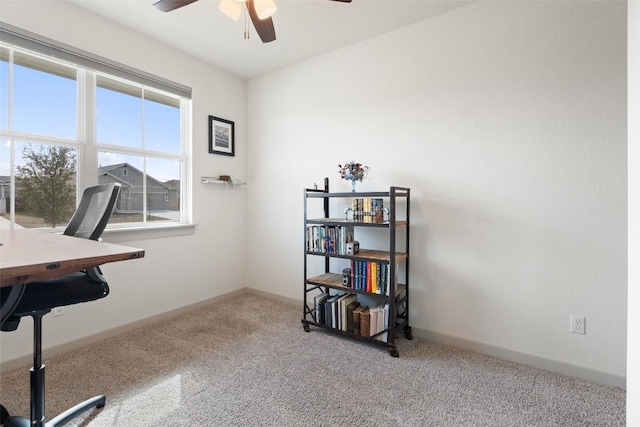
(0, 294, 625, 426)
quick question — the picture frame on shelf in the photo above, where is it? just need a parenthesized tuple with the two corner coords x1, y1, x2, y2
(208, 115, 235, 156)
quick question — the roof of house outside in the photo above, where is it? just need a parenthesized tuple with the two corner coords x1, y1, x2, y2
(98, 163, 176, 190)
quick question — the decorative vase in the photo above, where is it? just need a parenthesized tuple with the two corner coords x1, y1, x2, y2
(339, 161, 369, 193)
(343, 172, 358, 192)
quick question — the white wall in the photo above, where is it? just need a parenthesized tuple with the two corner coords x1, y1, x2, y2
(247, 1, 627, 384)
(0, 1, 248, 364)
(628, 0, 639, 422)
(0, 0, 630, 395)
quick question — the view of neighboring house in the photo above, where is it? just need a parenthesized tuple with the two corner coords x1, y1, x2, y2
(2, 165, 179, 217)
(98, 163, 179, 212)
(0, 176, 9, 215)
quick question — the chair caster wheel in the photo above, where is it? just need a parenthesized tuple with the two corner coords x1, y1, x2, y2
(302, 322, 310, 332)
(1, 404, 10, 423)
(389, 349, 399, 357)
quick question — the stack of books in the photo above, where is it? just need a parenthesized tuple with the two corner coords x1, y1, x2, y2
(306, 225, 355, 254)
(349, 260, 399, 295)
(313, 292, 389, 341)
(352, 198, 385, 223)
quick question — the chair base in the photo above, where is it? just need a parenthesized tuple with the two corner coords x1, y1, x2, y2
(2, 313, 106, 427)
(4, 395, 105, 427)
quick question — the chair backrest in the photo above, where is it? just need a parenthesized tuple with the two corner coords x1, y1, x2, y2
(64, 183, 120, 241)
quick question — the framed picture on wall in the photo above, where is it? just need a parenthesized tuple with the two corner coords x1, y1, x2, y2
(208, 115, 235, 156)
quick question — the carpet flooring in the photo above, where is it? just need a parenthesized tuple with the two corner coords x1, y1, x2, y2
(0, 294, 626, 426)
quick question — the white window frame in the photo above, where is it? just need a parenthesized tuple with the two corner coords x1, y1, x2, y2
(0, 33, 193, 236)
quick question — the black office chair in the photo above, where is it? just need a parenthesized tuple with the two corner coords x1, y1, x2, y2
(0, 183, 121, 427)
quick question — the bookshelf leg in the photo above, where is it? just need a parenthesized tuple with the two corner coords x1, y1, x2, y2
(404, 326, 413, 340)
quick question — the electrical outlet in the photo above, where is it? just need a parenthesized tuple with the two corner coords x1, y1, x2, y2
(53, 306, 65, 317)
(570, 315, 586, 334)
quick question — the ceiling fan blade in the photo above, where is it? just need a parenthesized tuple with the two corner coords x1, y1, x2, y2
(153, 0, 198, 12)
(247, 0, 276, 43)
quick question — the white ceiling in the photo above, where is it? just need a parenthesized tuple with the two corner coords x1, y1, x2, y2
(70, 0, 473, 79)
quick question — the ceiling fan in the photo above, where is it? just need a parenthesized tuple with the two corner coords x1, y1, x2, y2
(153, 0, 352, 44)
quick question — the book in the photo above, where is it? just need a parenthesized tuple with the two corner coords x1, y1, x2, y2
(340, 294, 358, 331)
(377, 305, 385, 342)
(346, 300, 360, 333)
(335, 293, 348, 330)
(382, 303, 389, 342)
(380, 262, 387, 295)
(350, 259, 355, 289)
(331, 296, 342, 328)
(314, 293, 329, 324)
(371, 261, 377, 294)
(360, 307, 370, 337)
(352, 305, 365, 336)
(373, 198, 384, 223)
(325, 295, 339, 328)
(369, 304, 378, 338)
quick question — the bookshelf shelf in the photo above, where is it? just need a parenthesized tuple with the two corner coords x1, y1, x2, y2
(302, 178, 412, 357)
(306, 218, 408, 228)
(306, 249, 409, 263)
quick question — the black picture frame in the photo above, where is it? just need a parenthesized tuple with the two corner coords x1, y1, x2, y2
(208, 115, 235, 156)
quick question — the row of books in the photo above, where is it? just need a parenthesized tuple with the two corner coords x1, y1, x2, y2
(349, 198, 385, 224)
(314, 292, 389, 341)
(348, 260, 398, 295)
(306, 224, 354, 255)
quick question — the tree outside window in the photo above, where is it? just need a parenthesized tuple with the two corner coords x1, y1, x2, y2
(16, 144, 76, 228)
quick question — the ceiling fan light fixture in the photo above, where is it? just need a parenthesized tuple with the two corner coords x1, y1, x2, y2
(254, 0, 277, 20)
(219, 0, 242, 20)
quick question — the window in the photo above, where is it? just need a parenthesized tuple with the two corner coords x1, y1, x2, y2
(0, 35, 191, 231)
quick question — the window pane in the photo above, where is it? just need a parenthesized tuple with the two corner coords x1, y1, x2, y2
(14, 142, 77, 229)
(1, 40, 188, 231)
(12, 52, 77, 139)
(146, 157, 180, 222)
(98, 151, 143, 223)
(96, 75, 142, 149)
(0, 47, 8, 130)
(0, 139, 9, 220)
(144, 92, 180, 154)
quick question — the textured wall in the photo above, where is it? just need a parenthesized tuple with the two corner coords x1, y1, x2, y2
(247, 1, 627, 378)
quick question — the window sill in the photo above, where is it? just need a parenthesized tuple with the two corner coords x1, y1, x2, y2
(102, 222, 196, 243)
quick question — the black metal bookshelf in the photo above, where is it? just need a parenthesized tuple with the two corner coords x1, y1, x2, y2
(302, 178, 412, 357)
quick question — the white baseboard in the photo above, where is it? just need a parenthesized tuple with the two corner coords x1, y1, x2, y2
(411, 327, 626, 390)
(250, 288, 626, 390)
(2, 287, 626, 391)
(0, 288, 247, 373)
(244, 287, 301, 306)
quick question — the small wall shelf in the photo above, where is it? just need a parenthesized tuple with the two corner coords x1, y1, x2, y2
(201, 176, 246, 186)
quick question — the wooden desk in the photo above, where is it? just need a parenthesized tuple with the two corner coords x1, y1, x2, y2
(0, 229, 145, 288)
(0, 229, 145, 427)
